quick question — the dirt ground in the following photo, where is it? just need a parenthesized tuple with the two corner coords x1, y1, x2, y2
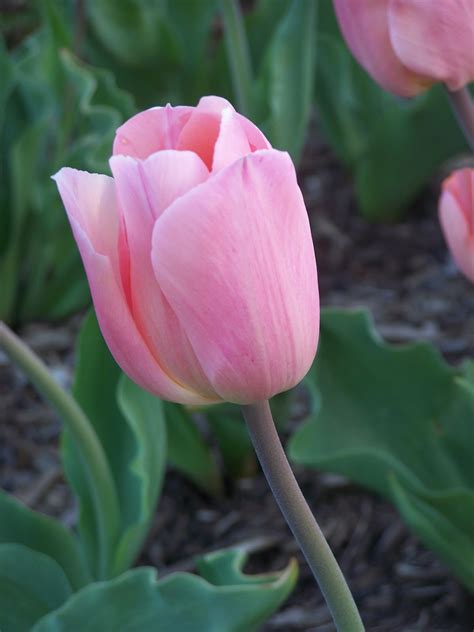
(1, 124, 473, 631)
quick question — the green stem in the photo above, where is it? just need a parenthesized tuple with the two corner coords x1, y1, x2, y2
(219, 0, 254, 117)
(0, 321, 120, 580)
(241, 401, 364, 632)
(445, 86, 474, 152)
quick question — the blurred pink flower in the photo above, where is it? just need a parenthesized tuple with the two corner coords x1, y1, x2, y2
(333, 0, 474, 97)
(54, 96, 319, 405)
(439, 168, 474, 283)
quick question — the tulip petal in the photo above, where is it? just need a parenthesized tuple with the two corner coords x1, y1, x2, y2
(176, 96, 234, 170)
(113, 105, 193, 159)
(110, 152, 218, 398)
(53, 167, 213, 405)
(212, 108, 252, 172)
(152, 150, 319, 404)
(389, 0, 474, 91)
(333, 0, 430, 97)
(439, 169, 474, 283)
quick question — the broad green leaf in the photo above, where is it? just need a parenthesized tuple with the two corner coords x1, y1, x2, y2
(0, 491, 90, 590)
(0, 543, 72, 632)
(33, 550, 297, 632)
(165, 402, 223, 496)
(67, 311, 165, 578)
(389, 477, 474, 591)
(113, 374, 167, 575)
(289, 308, 474, 588)
(263, 0, 316, 161)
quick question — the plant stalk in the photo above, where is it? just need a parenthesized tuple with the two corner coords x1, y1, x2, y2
(445, 86, 474, 152)
(241, 400, 364, 632)
(0, 321, 120, 580)
(219, 0, 254, 118)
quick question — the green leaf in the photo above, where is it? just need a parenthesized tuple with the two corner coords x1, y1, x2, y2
(389, 477, 474, 591)
(0, 543, 73, 632)
(165, 402, 223, 496)
(263, 0, 316, 161)
(33, 550, 297, 632)
(0, 491, 90, 590)
(67, 311, 166, 578)
(113, 374, 167, 575)
(289, 308, 474, 588)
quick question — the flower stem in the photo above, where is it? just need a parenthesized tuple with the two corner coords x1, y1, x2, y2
(445, 86, 474, 152)
(0, 321, 120, 580)
(219, 0, 254, 118)
(241, 400, 364, 632)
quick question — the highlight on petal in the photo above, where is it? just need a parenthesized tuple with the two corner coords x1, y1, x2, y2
(333, 0, 430, 97)
(212, 107, 252, 172)
(439, 169, 474, 283)
(151, 150, 319, 404)
(53, 168, 214, 405)
(109, 151, 217, 399)
(113, 105, 193, 159)
(388, 0, 474, 91)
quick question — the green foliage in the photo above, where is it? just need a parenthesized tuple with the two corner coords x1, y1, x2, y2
(0, 491, 90, 590)
(164, 402, 223, 496)
(0, 544, 72, 632)
(260, 0, 316, 161)
(32, 550, 297, 632)
(289, 309, 474, 590)
(0, 18, 133, 324)
(315, 0, 468, 220)
(68, 311, 167, 578)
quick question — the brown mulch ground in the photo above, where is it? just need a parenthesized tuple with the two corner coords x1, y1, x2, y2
(1, 125, 473, 631)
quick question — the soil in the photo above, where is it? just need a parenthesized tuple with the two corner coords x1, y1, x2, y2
(1, 123, 473, 631)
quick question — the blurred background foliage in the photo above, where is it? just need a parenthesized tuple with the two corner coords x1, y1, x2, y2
(0, 0, 469, 327)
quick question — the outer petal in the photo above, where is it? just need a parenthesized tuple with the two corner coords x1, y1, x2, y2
(439, 170, 474, 283)
(152, 150, 319, 404)
(333, 0, 430, 97)
(110, 151, 218, 399)
(113, 105, 193, 158)
(389, 0, 474, 91)
(53, 167, 214, 405)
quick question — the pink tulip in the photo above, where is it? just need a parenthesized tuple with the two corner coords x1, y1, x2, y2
(333, 0, 474, 97)
(54, 96, 319, 405)
(439, 168, 474, 283)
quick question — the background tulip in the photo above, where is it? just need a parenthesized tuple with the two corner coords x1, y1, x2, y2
(439, 168, 474, 283)
(333, 0, 474, 97)
(54, 96, 319, 406)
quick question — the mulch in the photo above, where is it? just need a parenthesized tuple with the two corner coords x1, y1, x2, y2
(1, 121, 473, 631)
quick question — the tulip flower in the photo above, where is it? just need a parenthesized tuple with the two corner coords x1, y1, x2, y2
(54, 96, 319, 405)
(333, 0, 474, 97)
(439, 168, 474, 283)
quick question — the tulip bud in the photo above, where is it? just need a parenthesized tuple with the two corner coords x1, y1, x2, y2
(333, 0, 474, 97)
(54, 96, 319, 405)
(439, 168, 474, 283)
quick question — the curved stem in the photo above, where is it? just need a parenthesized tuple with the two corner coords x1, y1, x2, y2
(219, 0, 254, 118)
(0, 321, 120, 580)
(445, 86, 474, 152)
(241, 401, 364, 632)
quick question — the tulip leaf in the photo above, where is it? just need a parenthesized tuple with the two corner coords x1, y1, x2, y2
(0, 544, 73, 632)
(66, 311, 166, 578)
(289, 308, 474, 589)
(32, 550, 297, 632)
(262, 0, 316, 161)
(164, 402, 223, 496)
(0, 491, 90, 591)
